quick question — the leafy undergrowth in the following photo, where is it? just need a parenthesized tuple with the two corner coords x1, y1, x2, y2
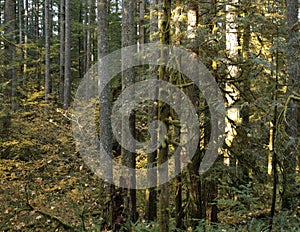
(0, 101, 110, 231)
(0, 101, 299, 231)
(0, 156, 111, 231)
(1, 156, 299, 231)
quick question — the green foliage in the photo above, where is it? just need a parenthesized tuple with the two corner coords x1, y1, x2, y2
(0, 0, 299, 230)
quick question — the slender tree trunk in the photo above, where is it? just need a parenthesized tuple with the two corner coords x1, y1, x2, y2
(145, 0, 158, 222)
(24, 0, 28, 74)
(63, 0, 71, 110)
(238, 3, 251, 185)
(85, 0, 92, 100)
(224, 0, 239, 175)
(33, 0, 41, 88)
(158, 1, 171, 231)
(4, 0, 16, 110)
(121, 0, 138, 226)
(269, 26, 279, 230)
(186, 1, 206, 224)
(282, 0, 299, 211)
(18, 0, 23, 74)
(174, 0, 184, 229)
(188, 148, 205, 222)
(207, 0, 219, 223)
(78, 2, 83, 79)
(45, 0, 51, 103)
(59, 0, 65, 103)
(97, 0, 114, 229)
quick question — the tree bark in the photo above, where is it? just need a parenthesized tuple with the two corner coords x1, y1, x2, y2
(18, 0, 23, 74)
(45, 0, 51, 103)
(224, 0, 239, 175)
(121, 0, 138, 226)
(158, 1, 171, 231)
(145, 0, 158, 222)
(174, 0, 184, 229)
(59, 0, 65, 103)
(85, 0, 92, 100)
(4, 0, 16, 110)
(24, 0, 28, 74)
(97, 0, 114, 229)
(63, 0, 71, 110)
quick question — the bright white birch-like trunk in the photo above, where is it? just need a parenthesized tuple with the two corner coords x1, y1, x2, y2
(224, 0, 239, 166)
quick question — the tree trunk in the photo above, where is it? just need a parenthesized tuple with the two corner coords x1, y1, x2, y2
(240, 32, 251, 182)
(121, 0, 138, 226)
(45, 0, 51, 103)
(174, 0, 184, 229)
(145, 0, 158, 222)
(186, 1, 207, 224)
(78, 2, 83, 79)
(63, 0, 71, 110)
(224, 0, 239, 175)
(18, 0, 23, 74)
(59, 0, 65, 103)
(97, 0, 114, 228)
(282, 0, 299, 211)
(86, 0, 92, 100)
(269, 25, 279, 229)
(33, 0, 41, 87)
(24, 0, 28, 74)
(4, 0, 16, 110)
(158, 1, 171, 231)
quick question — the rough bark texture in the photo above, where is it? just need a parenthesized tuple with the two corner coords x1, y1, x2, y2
(145, 0, 158, 222)
(121, 0, 138, 226)
(174, 0, 183, 229)
(97, 0, 114, 228)
(158, 1, 171, 231)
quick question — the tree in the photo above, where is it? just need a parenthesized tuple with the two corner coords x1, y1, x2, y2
(24, 0, 29, 74)
(158, 0, 171, 231)
(97, 0, 115, 229)
(45, 0, 51, 103)
(63, 0, 71, 110)
(4, 0, 16, 109)
(282, 0, 299, 211)
(59, 0, 65, 103)
(145, 0, 158, 222)
(224, 0, 239, 167)
(85, 0, 92, 100)
(121, 0, 138, 225)
(18, 0, 24, 74)
(173, 0, 184, 228)
(185, 0, 207, 224)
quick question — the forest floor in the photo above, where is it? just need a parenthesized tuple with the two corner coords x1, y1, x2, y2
(0, 102, 299, 231)
(1, 155, 299, 231)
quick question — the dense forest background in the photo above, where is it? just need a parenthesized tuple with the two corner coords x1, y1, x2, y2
(0, 0, 299, 231)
